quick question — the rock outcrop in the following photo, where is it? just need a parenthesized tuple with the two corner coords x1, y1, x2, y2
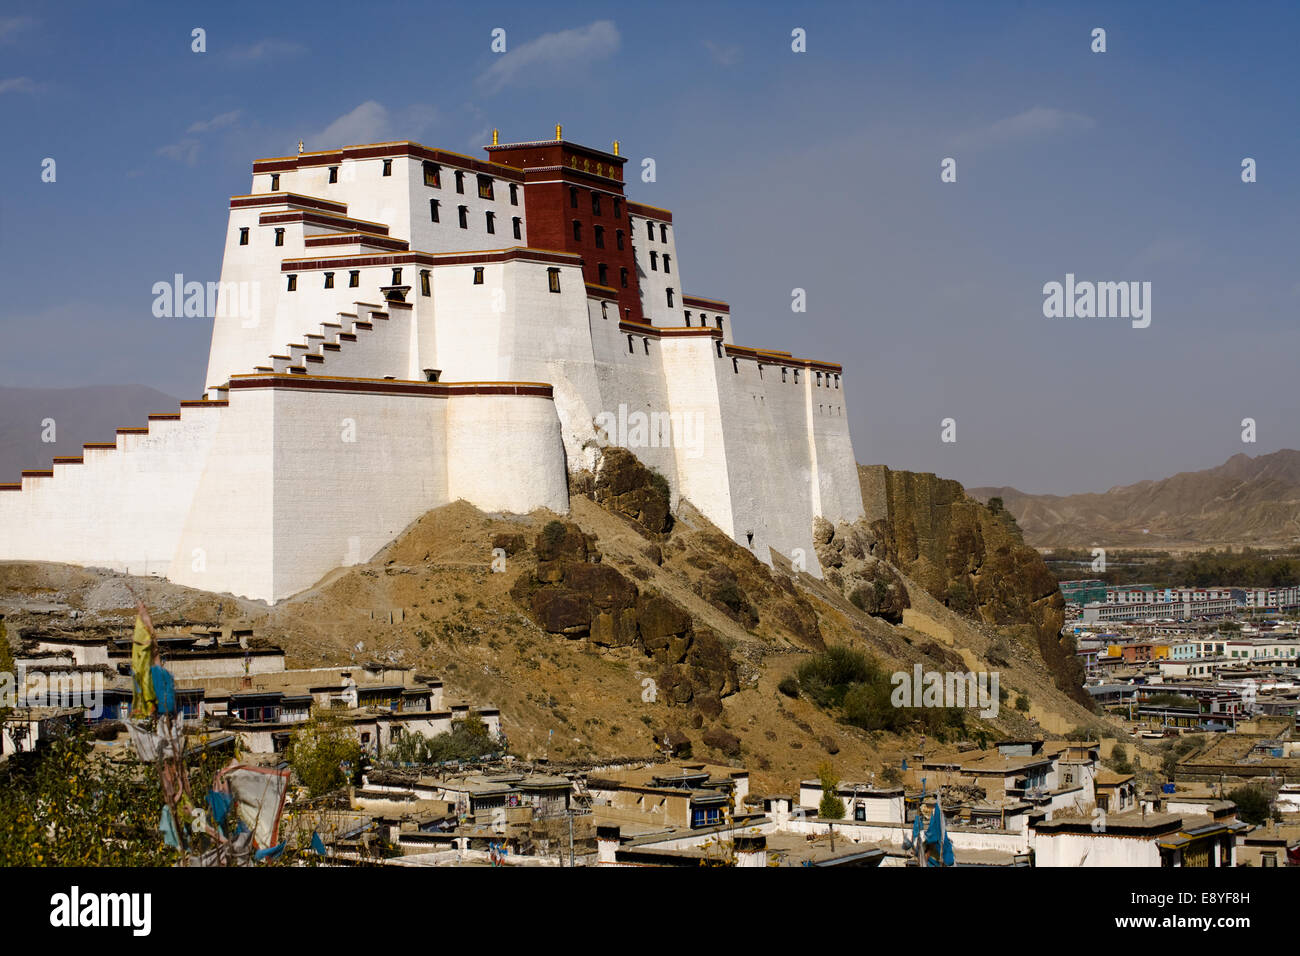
(858, 465, 1085, 706)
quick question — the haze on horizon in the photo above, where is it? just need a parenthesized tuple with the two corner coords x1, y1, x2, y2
(0, 1, 1295, 497)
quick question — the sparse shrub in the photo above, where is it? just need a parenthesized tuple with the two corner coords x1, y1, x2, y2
(777, 676, 800, 699)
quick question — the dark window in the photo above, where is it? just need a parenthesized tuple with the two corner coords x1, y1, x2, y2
(328, 166, 339, 183)
(286, 274, 297, 292)
(274, 228, 284, 247)
(485, 211, 495, 234)
(392, 268, 402, 285)
(382, 159, 392, 176)
(598, 263, 608, 285)
(477, 175, 494, 200)
(663, 254, 671, 274)
(660, 224, 668, 243)
(349, 271, 359, 288)
(569, 187, 579, 209)
(666, 288, 674, 307)
(239, 227, 249, 245)
(458, 205, 468, 229)
(646, 221, 655, 240)
(613, 198, 622, 219)
(512, 216, 522, 240)
(420, 270, 431, 296)
(732, 357, 739, 374)
(324, 272, 334, 289)
(594, 225, 604, 249)
(601, 301, 608, 320)
(616, 229, 624, 250)
(628, 335, 635, 353)
(716, 341, 723, 358)
(509, 183, 518, 205)
(473, 267, 484, 285)
(591, 192, 601, 215)
(270, 173, 280, 190)
(547, 268, 561, 293)
(643, 338, 649, 355)
(716, 316, 723, 331)
(423, 162, 441, 188)
(620, 267, 628, 288)
(455, 170, 465, 193)
(684, 311, 692, 326)
(572, 220, 582, 242)
(430, 198, 440, 222)
(782, 367, 787, 383)
(650, 251, 658, 271)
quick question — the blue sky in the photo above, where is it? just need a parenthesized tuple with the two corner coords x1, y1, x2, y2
(1, 1, 1297, 494)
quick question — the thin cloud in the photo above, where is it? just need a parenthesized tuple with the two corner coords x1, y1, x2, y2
(307, 101, 439, 149)
(227, 39, 306, 61)
(952, 106, 1096, 151)
(186, 109, 242, 134)
(0, 16, 34, 42)
(477, 20, 620, 95)
(704, 39, 742, 66)
(157, 139, 200, 166)
(0, 76, 36, 95)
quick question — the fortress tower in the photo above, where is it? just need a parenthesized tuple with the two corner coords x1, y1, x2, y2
(1, 130, 865, 602)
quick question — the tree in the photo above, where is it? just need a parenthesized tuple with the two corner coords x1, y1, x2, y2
(1109, 744, 1133, 775)
(817, 761, 845, 820)
(288, 708, 362, 797)
(1226, 785, 1272, 826)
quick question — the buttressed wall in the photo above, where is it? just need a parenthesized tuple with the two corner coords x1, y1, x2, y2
(0, 135, 862, 602)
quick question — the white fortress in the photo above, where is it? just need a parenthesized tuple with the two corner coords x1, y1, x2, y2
(0, 130, 864, 602)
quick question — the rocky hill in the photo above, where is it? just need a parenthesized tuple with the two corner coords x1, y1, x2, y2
(971, 450, 1300, 550)
(0, 450, 1109, 791)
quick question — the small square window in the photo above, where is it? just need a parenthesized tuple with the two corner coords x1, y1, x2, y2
(455, 170, 465, 193)
(458, 206, 468, 229)
(477, 175, 494, 200)
(286, 274, 297, 291)
(349, 271, 360, 288)
(512, 217, 522, 240)
(274, 228, 284, 247)
(665, 288, 674, 307)
(382, 159, 392, 176)
(485, 211, 495, 234)
(239, 227, 249, 245)
(324, 272, 334, 289)
(328, 166, 339, 184)
(392, 268, 402, 285)
(270, 173, 280, 190)
(547, 268, 561, 293)
(509, 183, 518, 205)
(423, 162, 441, 188)
(420, 270, 431, 296)
(430, 198, 440, 222)
(473, 267, 485, 285)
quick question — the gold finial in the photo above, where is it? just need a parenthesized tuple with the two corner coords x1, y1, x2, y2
(555, 123, 563, 141)
(297, 139, 304, 154)
(612, 140, 620, 156)
(492, 128, 499, 145)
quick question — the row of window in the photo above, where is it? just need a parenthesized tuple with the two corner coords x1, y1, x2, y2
(648, 251, 671, 273)
(422, 162, 519, 205)
(285, 265, 566, 296)
(643, 219, 669, 243)
(569, 187, 622, 220)
(684, 311, 724, 332)
(571, 220, 628, 252)
(431, 200, 523, 238)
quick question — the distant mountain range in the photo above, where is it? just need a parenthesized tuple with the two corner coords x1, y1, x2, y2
(970, 450, 1300, 550)
(0, 385, 180, 482)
